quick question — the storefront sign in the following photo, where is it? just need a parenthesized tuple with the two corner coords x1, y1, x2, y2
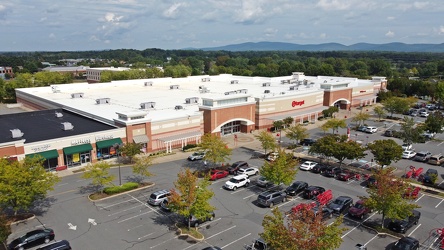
(71, 138, 91, 145)
(360, 90, 367, 93)
(292, 100, 305, 107)
(95, 135, 114, 141)
(30, 144, 51, 153)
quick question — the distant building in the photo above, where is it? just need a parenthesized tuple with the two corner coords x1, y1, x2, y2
(0, 66, 14, 79)
(86, 67, 131, 83)
(42, 66, 89, 77)
(41, 62, 57, 67)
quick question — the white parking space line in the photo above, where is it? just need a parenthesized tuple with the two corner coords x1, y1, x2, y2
(347, 180, 355, 185)
(278, 199, 294, 208)
(415, 194, 424, 203)
(57, 183, 68, 186)
(126, 193, 161, 215)
(150, 235, 179, 249)
(108, 204, 144, 216)
(437, 141, 444, 146)
(439, 180, 444, 186)
(221, 233, 252, 249)
(243, 194, 256, 200)
(138, 232, 154, 240)
(212, 179, 226, 185)
(182, 225, 237, 250)
(75, 179, 85, 182)
(408, 224, 421, 237)
(231, 188, 247, 194)
(342, 213, 376, 238)
(364, 234, 379, 247)
(100, 198, 136, 209)
(117, 210, 154, 223)
(127, 224, 144, 231)
(436, 199, 444, 208)
(198, 218, 221, 227)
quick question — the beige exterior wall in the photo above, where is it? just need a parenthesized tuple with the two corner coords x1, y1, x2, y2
(351, 85, 375, 98)
(257, 91, 324, 115)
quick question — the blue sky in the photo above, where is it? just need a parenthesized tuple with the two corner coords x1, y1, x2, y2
(1, 0, 443, 51)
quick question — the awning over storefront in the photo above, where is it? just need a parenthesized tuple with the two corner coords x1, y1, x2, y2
(133, 135, 149, 144)
(352, 96, 377, 106)
(63, 144, 93, 155)
(96, 138, 123, 149)
(26, 149, 59, 160)
(158, 131, 202, 153)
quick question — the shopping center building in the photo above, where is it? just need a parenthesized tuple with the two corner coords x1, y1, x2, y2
(4, 72, 386, 167)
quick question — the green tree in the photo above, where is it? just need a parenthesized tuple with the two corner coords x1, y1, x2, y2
(285, 124, 309, 145)
(283, 117, 294, 128)
(424, 111, 444, 134)
(351, 110, 370, 126)
(119, 142, 142, 163)
(331, 135, 367, 167)
(0, 157, 60, 215)
(435, 82, 444, 108)
(132, 156, 153, 183)
(373, 106, 386, 121)
(0, 213, 11, 250)
(321, 118, 347, 134)
(261, 207, 345, 250)
(367, 139, 403, 168)
(82, 162, 115, 193)
(200, 133, 232, 166)
(254, 130, 277, 155)
(168, 168, 215, 229)
(363, 168, 420, 229)
(322, 106, 339, 118)
(400, 117, 425, 144)
(309, 135, 337, 161)
(382, 97, 411, 117)
(260, 148, 298, 186)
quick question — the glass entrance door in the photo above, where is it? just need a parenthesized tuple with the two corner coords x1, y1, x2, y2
(221, 121, 241, 136)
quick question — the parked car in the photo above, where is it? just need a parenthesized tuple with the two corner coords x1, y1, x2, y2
(349, 160, 371, 169)
(409, 110, 418, 117)
(384, 130, 395, 137)
(311, 164, 329, 174)
(348, 200, 371, 219)
(402, 150, 416, 159)
(387, 210, 421, 233)
(202, 247, 222, 250)
(227, 161, 248, 175)
(186, 211, 215, 227)
(223, 174, 250, 190)
(256, 190, 287, 208)
(357, 126, 367, 132)
(8, 229, 55, 250)
(238, 166, 259, 176)
(257, 176, 272, 188)
(187, 151, 205, 161)
(299, 161, 318, 171)
(285, 181, 309, 196)
(266, 152, 279, 162)
(328, 196, 353, 214)
(36, 240, 71, 250)
(324, 166, 341, 178)
(336, 171, 355, 181)
(420, 111, 429, 117)
(148, 189, 171, 206)
(422, 168, 438, 185)
(303, 186, 326, 199)
(365, 126, 378, 133)
(391, 236, 419, 250)
(160, 198, 171, 212)
(366, 175, 377, 187)
(402, 144, 413, 151)
(428, 154, 444, 165)
(301, 138, 317, 146)
(209, 169, 229, 181)
(311, 206, 334, 220)
(413, 151, 432, 162)
(426, 104, 436, 110)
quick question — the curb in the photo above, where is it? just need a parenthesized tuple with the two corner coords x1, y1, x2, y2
(175, 223, 205, 242)
(87, 182, 155, 202)
(9, 214, 36, 226)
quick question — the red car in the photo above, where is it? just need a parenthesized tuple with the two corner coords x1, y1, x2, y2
(336, 171, 354, 181)
(348, 200, 371, 219)
(210, 169, 229, 180)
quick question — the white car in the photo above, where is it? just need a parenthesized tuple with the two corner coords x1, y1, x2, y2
(238, 166, 259, 176)
(224, 174, 250, 190)
(266, 152, 279, 162)
(299, 161, 318, 171)
(402, 144, 413, 151)
(420, 111, 429, 117)
(365, 126, 378, 133)
(402, 150, 416, 159)
(187, 151, 205, 161)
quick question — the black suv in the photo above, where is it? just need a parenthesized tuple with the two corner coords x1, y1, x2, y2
(384, 130, 395, 137)
(328, 196, 353, 214)
(311, 164, 329, 174)
(256, 190, 287, 208)
(186, 211, 215, 227)
(301, 138, 317, 146)
(422, 168, 438, 185)
(391, 236, 419, 250)
(311, 206, 334, 220)
(227, 161, 248, 175)
(285, 181, 308, 196)
(388, 210, 421, 233)
(9, 229, 55, 250)
(303, 186, 325, 199)
(324, 166, 341, 178)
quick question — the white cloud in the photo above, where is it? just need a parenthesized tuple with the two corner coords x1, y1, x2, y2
(387, 16, 395, 20)
(162, 3, 185, 19)
(264, 28, 278, 37)
(49, 33, 56, 39)
(385, 30, 395, 37)
(440, 26, 444, 34)
(316, 0, 352, 11)
(413, 1, 430, 9)
(234, 0, 265, 24)
(319, 33, 327, 39)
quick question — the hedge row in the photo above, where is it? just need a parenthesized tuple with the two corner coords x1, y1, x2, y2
(104, 182, 139, 195)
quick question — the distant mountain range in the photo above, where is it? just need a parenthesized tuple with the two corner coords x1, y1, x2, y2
(196, 42, 444, 52)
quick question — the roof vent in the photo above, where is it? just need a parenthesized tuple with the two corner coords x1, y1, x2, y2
(185, 97, 199, 104)
(71, 92, 84, 98)
(144, 81, 153, 86)
(170, 85, 179, 89)
(96, 98, 110, 104)
(262, 82, 271, 87)
(237, 89, 248, 94)
(10, 129, 24, 138)
(201, 77, 210, 82)
(140, 102, 156, 109)
(51, 86, 61, 93)
(230, 80, 239, 84)
(280, 92, 286, 95)
(264, 90, 270, 94)
(225, 91, 237, 95)
(289, 86, 298, 90)
(61, 122, 74, 131)
(175, 105, 183, 110)
(281, 80, 290, 84)
(199, 85, 210, 93)
(55, 111, 63, 118)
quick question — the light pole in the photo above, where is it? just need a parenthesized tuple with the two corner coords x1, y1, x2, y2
(113, 143, 123, 186)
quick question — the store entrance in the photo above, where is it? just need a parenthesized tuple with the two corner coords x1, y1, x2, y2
(221, 121, 241, 136)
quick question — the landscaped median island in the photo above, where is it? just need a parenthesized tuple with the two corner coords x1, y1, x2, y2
(175, 223, 204, 242)
(88, 182, 154, 201)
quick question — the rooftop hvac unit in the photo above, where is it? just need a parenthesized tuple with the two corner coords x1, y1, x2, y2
(170, 85, 179, 89)
(280, 92, 286, 95)
(144, 81, 153, 86)
(281, 80, 290, 84)
(262, 82, 271, 87)
(10, 129, 24, 138)
(140, 102, 156, 109)
(289, 86, 298, 91)
(264, 90, 270, 94)
(96, 98, 110, 104)
(230, 80, 239, 84)
(55, 112, 63, 118)
(225, 91, 236, 95)
(175, 105, 183, 110)
(185, 97, 199, 104)
(51, 86, 61, 93)
(61, 122, 74, 131)
(71, 92, 84, 98)
(199, 86, 210, 93)
(237, 89, 248, 94)
(201, 77, 210, 82)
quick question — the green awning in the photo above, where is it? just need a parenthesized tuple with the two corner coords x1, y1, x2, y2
(96, 138, 123, 149)
(26, 149, 59, 160)
(63, 144, 93, 155)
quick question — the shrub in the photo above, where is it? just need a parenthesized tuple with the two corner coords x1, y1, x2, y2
(183, 144, 198, 151)
(104, 182, 139, 195)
